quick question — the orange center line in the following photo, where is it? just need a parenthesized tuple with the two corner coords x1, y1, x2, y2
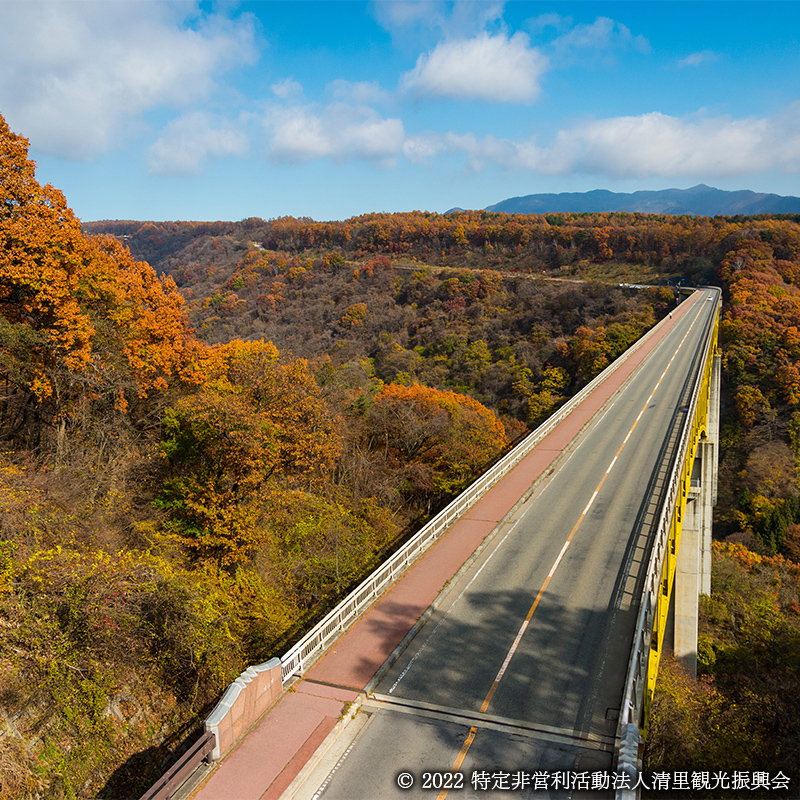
(435, 727, 477, 800)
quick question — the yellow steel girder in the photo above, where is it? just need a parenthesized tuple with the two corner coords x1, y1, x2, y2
(645, 311, 718, 707)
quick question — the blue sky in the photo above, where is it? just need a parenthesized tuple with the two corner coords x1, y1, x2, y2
(1, 1, 799, 221)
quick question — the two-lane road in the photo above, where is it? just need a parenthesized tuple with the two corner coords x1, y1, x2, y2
(298, 290, 718, 800)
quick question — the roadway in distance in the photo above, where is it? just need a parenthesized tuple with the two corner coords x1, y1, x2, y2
(295, 290, 718, 800)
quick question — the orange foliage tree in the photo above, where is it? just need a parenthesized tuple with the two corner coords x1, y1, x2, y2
(157, 339, 342, 566)
(0, 113, 192, 456)
(367, 382, 507, 504)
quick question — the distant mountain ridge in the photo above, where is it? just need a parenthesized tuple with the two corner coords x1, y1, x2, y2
(485, 185, 800, 216)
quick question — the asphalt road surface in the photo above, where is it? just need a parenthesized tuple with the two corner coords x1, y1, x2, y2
(298, 290, 718, 800)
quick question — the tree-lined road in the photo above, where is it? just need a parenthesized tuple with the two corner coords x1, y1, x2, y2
(297, 290, 718, 800)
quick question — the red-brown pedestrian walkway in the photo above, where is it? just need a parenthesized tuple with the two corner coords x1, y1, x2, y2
(188, 294, 699, 800)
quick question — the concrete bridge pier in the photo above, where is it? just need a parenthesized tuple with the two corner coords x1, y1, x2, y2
(669, 353, 720, 675)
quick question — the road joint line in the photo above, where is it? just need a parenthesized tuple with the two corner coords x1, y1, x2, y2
(364, 695, 616, 752)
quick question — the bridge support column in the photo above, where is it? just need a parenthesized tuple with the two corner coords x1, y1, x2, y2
(673, 444, 710, 674)
(673, 354, 720, 675)
(704, 353, 721, 592)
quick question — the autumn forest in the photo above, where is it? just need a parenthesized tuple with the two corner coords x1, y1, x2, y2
(1, 113, 800, 797)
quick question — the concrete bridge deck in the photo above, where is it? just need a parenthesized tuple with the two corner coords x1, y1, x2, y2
(186, 292, 704, 800)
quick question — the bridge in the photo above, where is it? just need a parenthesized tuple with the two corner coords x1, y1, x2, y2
(144, 288, 720, 800)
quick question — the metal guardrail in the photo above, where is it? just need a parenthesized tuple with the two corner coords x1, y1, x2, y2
(615, 289, 720, 799)
(279, 309, 673, 683)
(139, 729, 215, 800)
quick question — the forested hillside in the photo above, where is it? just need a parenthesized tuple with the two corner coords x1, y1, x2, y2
(86, 211, 800, 795)
(0, 119, 665, 797)
(2, 105, 800, 798)
(484, 184, 800, 216)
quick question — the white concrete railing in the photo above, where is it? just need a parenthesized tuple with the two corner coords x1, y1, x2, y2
(615, 290, 720, 799)
(279, 306, 675, 684)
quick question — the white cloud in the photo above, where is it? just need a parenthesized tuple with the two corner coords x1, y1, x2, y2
(403, 130, 545, 172)
(402, 32, 548, 103)
(329, 80, 391, 106)
(403, 133, 446, 163)
(147, 112, 249, 176)
(266, 103, 405, 166)
(0, 1, 257, 160)
(554, 17, 649, 53)
(371, 0, 449, 32)
(272, 78, 304, 100)
(372, 1, 505, 40)
(551, 109, 800, 178)
(402, 105, 800, 179)
(446, 132, 543, 172)
(549, 16, 650, 65)
(268, 108, 332, 162)
(678, 51, 719, 68)
(438, 0, 507, 38)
